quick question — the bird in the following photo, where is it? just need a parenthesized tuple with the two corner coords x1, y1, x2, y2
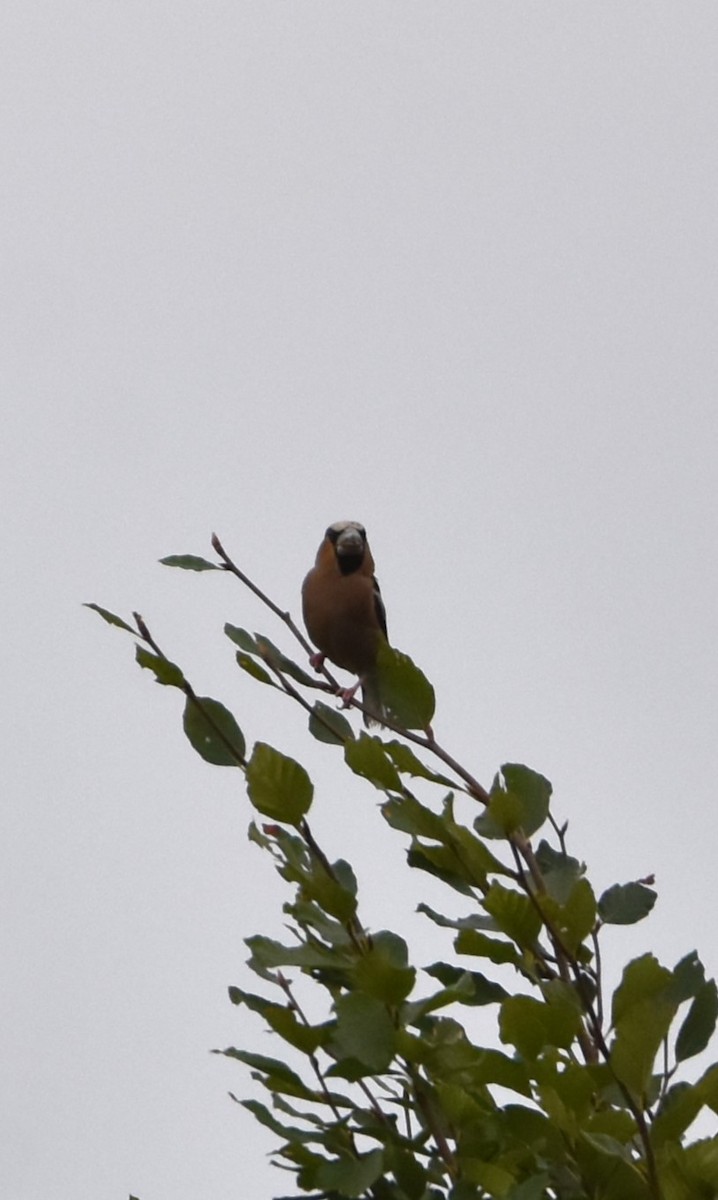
(302, 520, 388, 726)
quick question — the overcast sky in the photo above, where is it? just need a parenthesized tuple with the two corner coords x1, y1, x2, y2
(3, 4, 718, 1198)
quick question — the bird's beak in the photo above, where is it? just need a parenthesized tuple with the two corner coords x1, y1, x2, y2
(335, 527, 364, 556)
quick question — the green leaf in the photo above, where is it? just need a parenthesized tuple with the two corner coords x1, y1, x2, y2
(407, 844, 475, 897)
(475, 764, 552, 840)
(700, 1063, 718, 1113)
(235, 651, 276, 686)
(483, 883, 542, 949)
(240, 1098, 312, 1143)
(384, 796, 506, 887)
(652, 1082, 704, 1147)
(403, 974, 477, 1022)
(418, 903, 493, 933)
(598, 881, 656, 925)
(83, 602, 135, 633)
(299, 859, 358, 923)
(551, 877, 597, 954)
(214, 1047, 317, 1100)
(159, 554, 218, 571)
(445, 822, 507, 887)
(228, 987, 328, 1054)
(610, 954, 679, 1100)
(183, 695, 245, 766)
(383, 740, 453, 786)
(424, 962, 507, 1006)
(308, 701, 355, 745)
(675, 979, 718, 1063)
(506, 1175, 551, 1200)
(535, 840, 585, 904)
(134, 645, 185, 688)
(454, 928, 521, 966)
(376, 642, 435, 730)
(344, 733, 402, 792)
(245, 935, 339, 974)
(314, 1148, 384, 1197)
(417, 1027, 532, 1096)
(224, 624, 260, 653)
(329, 993, 396, 1072)
(351, 931, 416, 1004)
(382, 795, 449, 841)
(254, 634, 318, 687)
(671, 950, 710, 1003)
(246, 742, 313, 824)
(500, 989, 582, 1058)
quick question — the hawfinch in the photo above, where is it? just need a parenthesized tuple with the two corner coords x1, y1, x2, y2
(302, 521, 388, 726)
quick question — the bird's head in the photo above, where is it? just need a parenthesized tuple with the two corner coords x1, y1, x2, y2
(325, 520, 368, 574)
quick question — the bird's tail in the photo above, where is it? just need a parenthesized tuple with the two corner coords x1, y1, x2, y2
(361, 673, 385, 728)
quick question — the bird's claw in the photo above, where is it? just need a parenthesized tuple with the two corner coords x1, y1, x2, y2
(337, 681, 360, 708)
(309, 651, 325, 672)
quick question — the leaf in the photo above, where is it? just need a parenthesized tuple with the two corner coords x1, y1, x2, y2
(308, 701, 355, 745)
(214, 1047, 316, 1100)
(376, 642, 435, 730)
(672, 951, 706, 1001)
(483, 883, 542, 949)
(384, 797, 506, 887)
(417, 1029, 532, 1096)
(535, 840, 585, 904)
(135, 645, 185, 688)
(224, 624, 260, 653)
(475, 764, 551, 840)
(454, 928, 521, 966)
(245, 935, 340, 974)
(183, 696, 245, 766)
(652, 1082, 704, 1147)
(551, 877, 597, 954)
(240, 1098, 313, 1143)
(246, 742, 313, 824)
(610, 954, 679, 1100)
(159, 554, 218, 571)
(83, 602, 135, 633)
(423, 962, 507, 1006)
(299, 858, 358, 923)
(407, 844, 475, 897)
(344, 733, 402, 793)
(383, 740, 453, 786)
(382, 795, 449, 841)
(351, 932, 416, 1004)
(700, 1063, 718, 1113)
(329, 993, 396, 1072)
(417, 903, 493, 933)
(236, 651, 276, 686)
(500, 989, 582, 1058)
(254, 634, 317, 687)
(228, 987, 329, 1055)
(314, 1149, 384, 1197)
(505, 1175, 551, 1200)
(598, 881, 656, 925)
(675, 980, 718, 1063)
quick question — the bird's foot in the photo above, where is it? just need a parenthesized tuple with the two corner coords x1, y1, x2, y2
(309, 652, 325, 672)
(337, 681, 361, 708)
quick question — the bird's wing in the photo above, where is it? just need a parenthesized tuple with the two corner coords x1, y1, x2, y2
(372, 576, 388, 640)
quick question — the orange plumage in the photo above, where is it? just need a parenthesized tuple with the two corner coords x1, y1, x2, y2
(302, 521, 388, 725)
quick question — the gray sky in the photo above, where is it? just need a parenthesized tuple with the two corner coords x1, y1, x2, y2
(3, 4, 717, 1197)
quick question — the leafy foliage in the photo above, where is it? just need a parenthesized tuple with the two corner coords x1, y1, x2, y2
(90, 540, 718, 1200)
